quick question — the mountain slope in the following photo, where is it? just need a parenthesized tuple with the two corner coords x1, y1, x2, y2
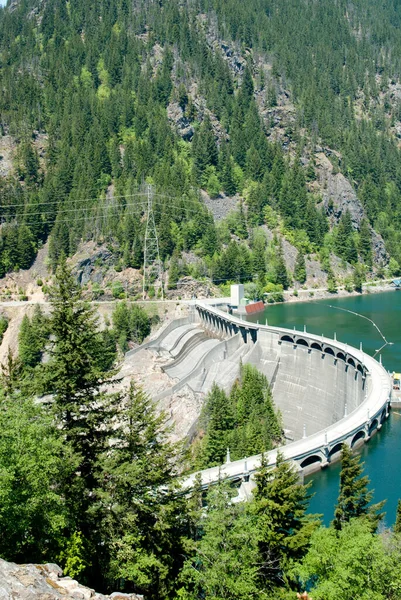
(0, 0, 400, 294)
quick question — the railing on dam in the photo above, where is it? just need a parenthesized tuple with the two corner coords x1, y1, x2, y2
(181, 301, 392, 491)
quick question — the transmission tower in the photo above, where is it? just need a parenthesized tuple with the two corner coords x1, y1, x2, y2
(143, 184, 164, 300)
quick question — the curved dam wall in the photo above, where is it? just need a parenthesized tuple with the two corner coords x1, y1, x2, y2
(134, 301, 392, 490)
(246, 328, 366, 442)
(180, 301, 392, 490)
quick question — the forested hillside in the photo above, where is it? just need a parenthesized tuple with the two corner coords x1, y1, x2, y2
(4, 2, 401, 597)
(2, 0, 401, 296)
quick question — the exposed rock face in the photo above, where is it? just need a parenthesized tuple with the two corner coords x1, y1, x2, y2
(316, 152, 389, 265)
(74, 249, 114, 285)
(0, 559, 143, 600)
(201, 190, 239, 220)
(167, 102, 194, 141)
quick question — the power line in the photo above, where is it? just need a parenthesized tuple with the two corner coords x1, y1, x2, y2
(0, 195, 210, 219)
(0, 188, 203, 210)
(2, 199, 213, 229)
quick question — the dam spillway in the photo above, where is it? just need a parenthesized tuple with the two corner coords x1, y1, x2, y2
(131, 301, 392, 490)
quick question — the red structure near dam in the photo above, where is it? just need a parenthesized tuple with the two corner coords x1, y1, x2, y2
(245, 301, 265, 315)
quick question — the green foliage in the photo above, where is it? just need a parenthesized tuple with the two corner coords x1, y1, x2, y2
(168, 252, 181, 290)
(252, 452, 320, 588)
(179, 483, 262, 600)
(112, 301, 151, 349)
(95, 381, 185, 599)
(296, 520, 393, 600)
(326, 267, 338, 293)
(335, 211, 358, 265)
(0, 392, 73, 563)
(395, 499, 401, 534)
(353, 264, 364, 292)
(333, 444, 385, 532)
(59, 531, 91, 580)
(193, 365, 282, 468)
(45, 257, 116, 529)
(18, 306, 48, 370)
(0, 315, 8, 344)
(358, 218, 373, 266)
(294, 250, 307, 284)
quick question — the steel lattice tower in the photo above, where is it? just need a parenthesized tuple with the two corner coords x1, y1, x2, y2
(142, 184, 164, 300)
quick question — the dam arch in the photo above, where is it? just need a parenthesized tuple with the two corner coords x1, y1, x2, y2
(150, 301, 393, 492)
(300, 455, 323, 469)
(351, 430, 366, 447)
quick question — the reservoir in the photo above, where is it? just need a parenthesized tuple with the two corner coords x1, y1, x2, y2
(246, 290, 401, 525)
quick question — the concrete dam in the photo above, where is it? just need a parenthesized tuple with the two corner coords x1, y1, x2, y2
(131, 301, 392, 492)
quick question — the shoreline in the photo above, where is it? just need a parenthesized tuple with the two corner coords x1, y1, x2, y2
(280, 280, 397, 305)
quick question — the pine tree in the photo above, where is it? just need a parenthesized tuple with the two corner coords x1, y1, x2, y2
(252, 452, 319, 589)
(294, 250, 307, 284)
(46, 257, 115, 505)
(18, 314, 42, 368)
(168, 252, 180, 290)
(353, 264, 364, 292)
(221, 149, 237, 196)
(179, 482, 260, 600)
(395, 499, 401, 534)
(326, 265, 338, 293)
(252, 232, 267, 283)
(17, 224, 36, 270)
(200, 384, 234, 467)
(96, 381, 185, 599)
(359, 218, 373, 266)
(275, 243, 289, 289)
(336, 210, 358, 264)
(332, 444, 385, 531)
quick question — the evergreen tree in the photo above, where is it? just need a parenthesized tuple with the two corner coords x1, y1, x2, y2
(179, 483, 261, 600)
(333, 444, 385, 531)
(18, 314, 42, 368)
(199, 384, 234, 467)
(252, 232, 267, 284)
(168, 251, 181, 290)
(46, 257, 115, 518)
(275, 243, 289, 289)
(359, 217, 373, 266)
(221, 150, 237, 196)
(252, 452, 320, 589)
(395, 499, 401, 534)
(353, 264, 364, 292)
(17, 225, 36, 270)
(326, 265, 338, 293)
(192, 115, 218, 184)
(96, 381, 185, 599)
(336, 210, 358, 264)
(294, 250, 307, 284)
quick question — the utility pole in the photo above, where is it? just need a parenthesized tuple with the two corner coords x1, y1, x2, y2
(142, 184, 164, 301)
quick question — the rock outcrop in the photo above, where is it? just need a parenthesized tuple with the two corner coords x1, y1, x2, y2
(0, 559, 143, 600)
(316, 152, 389, 266)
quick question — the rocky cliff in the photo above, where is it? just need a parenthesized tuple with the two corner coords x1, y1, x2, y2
(0, 559, 143, 600)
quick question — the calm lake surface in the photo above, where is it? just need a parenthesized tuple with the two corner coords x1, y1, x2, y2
(246, 290, 401, 525)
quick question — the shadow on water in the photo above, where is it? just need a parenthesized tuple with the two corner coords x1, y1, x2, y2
(246, 291, 401, 525)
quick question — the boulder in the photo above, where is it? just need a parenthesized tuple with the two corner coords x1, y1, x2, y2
(0, 559, 144, 600)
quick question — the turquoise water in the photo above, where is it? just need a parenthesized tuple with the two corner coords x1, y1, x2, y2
(246, 291, 401, 525)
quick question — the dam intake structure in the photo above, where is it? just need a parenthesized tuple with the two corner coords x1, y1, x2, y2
(129, 301, 392, 495)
